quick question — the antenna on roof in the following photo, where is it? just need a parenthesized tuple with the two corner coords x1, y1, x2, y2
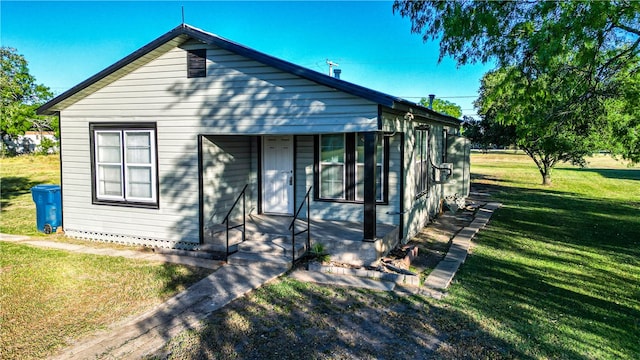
(326, 59, 339, 76)
(181, 6, 185, 25)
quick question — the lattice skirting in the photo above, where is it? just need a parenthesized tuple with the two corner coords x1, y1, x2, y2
(64, 229, 199, 250)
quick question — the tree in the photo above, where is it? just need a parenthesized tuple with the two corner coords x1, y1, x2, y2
(420, 97, 462, 118)
(393, 1, 639, 79)
(1, 47, 54, 152)
(462, 115, 516, 153)
(393, 0, 640, 163)
(475, 65, 613, 185)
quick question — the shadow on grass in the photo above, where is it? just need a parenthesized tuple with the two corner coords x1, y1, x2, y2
(562, 168, 640, 181)
(0, 176, 39, 210)
(447, 180, 640, 359)
(150, 277, 531, 360)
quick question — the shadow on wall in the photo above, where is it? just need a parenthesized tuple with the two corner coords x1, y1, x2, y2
(159, 47, 342, 245)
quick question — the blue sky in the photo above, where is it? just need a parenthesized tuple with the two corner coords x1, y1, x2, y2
(2, 1, 493, 117)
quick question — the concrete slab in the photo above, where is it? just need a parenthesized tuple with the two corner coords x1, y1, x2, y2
(289, 270, 396, 292)
(22, 240, 86, 251)
(0, 233, 30, 242)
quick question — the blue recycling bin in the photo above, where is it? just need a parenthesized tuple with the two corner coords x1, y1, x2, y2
(31, 184, 62, 234)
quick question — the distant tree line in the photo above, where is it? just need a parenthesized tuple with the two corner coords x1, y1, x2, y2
(1, 47, 57, 156)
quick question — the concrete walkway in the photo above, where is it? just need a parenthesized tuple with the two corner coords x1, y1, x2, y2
(1, 234, 289, 359)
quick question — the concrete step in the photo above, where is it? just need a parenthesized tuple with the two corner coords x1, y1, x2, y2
(240, 240, 306, 257)
(226, 252, 294, 267)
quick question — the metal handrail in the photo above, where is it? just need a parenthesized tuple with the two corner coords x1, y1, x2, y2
(289, 186, 312, 264)
(222, 184, 248, 261)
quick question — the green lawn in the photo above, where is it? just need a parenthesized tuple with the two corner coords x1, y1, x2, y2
(0, 154, 214, 360)
(1, 154, 60, 235)
(151, 152, 639, 359)
(442, 152, 640, 358)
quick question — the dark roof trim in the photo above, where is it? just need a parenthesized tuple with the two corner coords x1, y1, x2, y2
(38, 24, 461, 125)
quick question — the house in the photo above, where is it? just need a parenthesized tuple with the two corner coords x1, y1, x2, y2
(38, 24, 470, 266)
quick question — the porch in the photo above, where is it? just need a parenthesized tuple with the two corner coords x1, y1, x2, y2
(204, 214, 399, 266)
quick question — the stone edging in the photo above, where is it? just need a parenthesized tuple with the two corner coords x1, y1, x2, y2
(423, 202, 502, 290)
(305, 201, 502, 291)
(308, 261, 421, 287)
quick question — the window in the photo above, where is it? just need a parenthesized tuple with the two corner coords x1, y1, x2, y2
(316, 133, 387, 203)
(90, 123, 158, 208)
(415, 127, 430, 198)
(356, 133, 383, 201)
(442, 129, 448, 163)
(187, 49, 206, 78)
(319, 134, 345, 199)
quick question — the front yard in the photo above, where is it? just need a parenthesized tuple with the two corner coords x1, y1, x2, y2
(152, 152, 640, 359)
(1, 153, 639, 359)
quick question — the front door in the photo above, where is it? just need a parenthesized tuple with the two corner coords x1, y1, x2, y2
(262, 135, 294, 215)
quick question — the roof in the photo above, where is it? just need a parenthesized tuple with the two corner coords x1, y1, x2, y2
(37, 24, 460, 125)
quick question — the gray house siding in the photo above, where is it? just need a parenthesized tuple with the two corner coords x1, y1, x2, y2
(380, 109, 460, 241)
(60, 41, 380, 248)
(202, 135, 257, 227)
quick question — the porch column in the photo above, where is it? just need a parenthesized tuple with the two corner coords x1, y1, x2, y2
(363, 132, 377, 241)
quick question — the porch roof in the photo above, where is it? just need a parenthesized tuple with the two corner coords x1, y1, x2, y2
(37, 24, 461, 126)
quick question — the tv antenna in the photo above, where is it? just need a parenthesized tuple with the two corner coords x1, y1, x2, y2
(181, 6, 185, 25)
(326, 59, 339, 76)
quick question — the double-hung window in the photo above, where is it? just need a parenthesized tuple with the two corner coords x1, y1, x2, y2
(415, 127, 430, 198)
(91, 123, 158, 208)
(316, 133, 387, 203)
(355, 133, 383, 201)
(319, 134, 345, 199)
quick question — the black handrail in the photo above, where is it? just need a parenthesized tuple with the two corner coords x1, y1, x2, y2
(222, 184, 248, 261)
(289, 186, 312, 264)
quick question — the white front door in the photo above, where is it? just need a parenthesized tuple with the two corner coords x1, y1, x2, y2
(262, 135, 294, 215)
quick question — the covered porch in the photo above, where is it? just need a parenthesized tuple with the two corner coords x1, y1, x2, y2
(199, 131, 396, 265)
(204, 214, 399, 266)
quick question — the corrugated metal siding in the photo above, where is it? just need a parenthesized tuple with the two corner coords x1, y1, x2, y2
(60, 42, 377, 247)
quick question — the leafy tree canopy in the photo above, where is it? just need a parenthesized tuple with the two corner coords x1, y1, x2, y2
(393, 1, 639, 78)
(420, 97, 462, 118)
(394, 0, 640, 177)
(1, 47, 54, 141)
(475, 64, 616, 185)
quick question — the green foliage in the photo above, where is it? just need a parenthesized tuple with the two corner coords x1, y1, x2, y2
(462, 115, 516, 152)
(1, 47, 55, 147)
(393, 1, 639, 76)
(394, 1, 640, 166)
(420, 97, 462, 118)
(310, 242, 330, 263)
(475, 65, 613, 185)
(36, 137, 59, 155)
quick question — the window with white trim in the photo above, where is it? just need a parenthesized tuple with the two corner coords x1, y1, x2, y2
(91, 123, 158, 208)
(355, 133, 383, 201)
(415, 127, 430, 198)
(319, 134, 345, 199)
(316, 133, 388, 203)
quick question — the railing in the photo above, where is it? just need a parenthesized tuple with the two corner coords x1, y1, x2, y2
(222, 184, 248, 261)
(289, 186, 312, 264)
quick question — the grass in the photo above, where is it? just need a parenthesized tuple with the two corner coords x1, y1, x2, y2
(0, 242, 214, 360)
(1, 154, 61, 235)
(151, 152, 639, 359)
(0, 154, 214, 360)
(442, 152, 640, 359)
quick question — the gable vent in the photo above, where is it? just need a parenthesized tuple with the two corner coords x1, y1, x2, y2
(187, 49, 206, 78)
